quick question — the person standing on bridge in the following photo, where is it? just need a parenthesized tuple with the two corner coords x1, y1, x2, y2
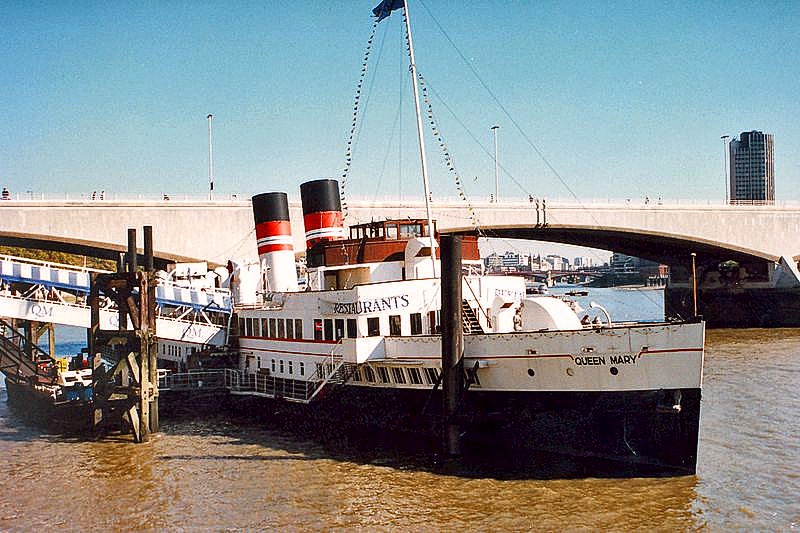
(1, 187, 10, 200)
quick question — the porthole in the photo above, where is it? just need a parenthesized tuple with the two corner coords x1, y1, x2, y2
(610, 366, 619, 376)
(527, 369, 535, 377)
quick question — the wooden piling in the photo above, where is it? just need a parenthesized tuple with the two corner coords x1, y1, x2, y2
(440, 234, 464, 457)
(88, 227, 158, 442)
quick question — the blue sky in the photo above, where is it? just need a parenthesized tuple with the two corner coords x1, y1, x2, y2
(3, 0, 799, 202)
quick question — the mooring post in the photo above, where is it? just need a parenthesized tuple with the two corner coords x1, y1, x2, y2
(88, 272, 103, 430)
(143, 225, 158, 433)
(440, 234, 464, 457)
(127, 228, 138, 273)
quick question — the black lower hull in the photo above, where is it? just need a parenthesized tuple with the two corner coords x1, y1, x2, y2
(231, 385, 701, 477)
(4, 378, 92, 431)
(666, 286, 800, 328)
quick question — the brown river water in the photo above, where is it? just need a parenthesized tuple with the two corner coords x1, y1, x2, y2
(1, 327, 798, 531)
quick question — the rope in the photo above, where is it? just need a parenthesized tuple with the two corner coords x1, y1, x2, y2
(417, 72, 483, 235)
(339, 19, 379, 222)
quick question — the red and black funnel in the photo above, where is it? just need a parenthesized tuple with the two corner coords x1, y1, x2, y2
(300, 179, 345, 248)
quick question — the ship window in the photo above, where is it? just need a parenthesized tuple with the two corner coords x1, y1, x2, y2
(346, 318, 357, 338)
(334, 319, 345, 340)
(410, 313, 422, 335)
(278, 319, 286, 339)
(271, 359, 276, 372)
(286, 319, 294, 339)
(350, 368, 361, 382)
(238, 318, 245, 336)
(425, 367, 440, 384)
(389, 315, 402, 336)
(295, 319, 303, 339)
(324, 319, 334, 340)
(364, 366, 376, 382)
(408, 367, 422, 385)
(299, 362, 305, 376)
(367, 317, 380, 336)
(269, 318, 276, 337)
(261, 319, 268, 337)
(391, 367, 407, 384)
(377, 367, 390, 383)
(288, 361, 293, 375)
(279, 360, 285, 373)
(386, 225, 398, 239)
(252, 318, 261, 337)
(428, 310, 440, 334)
(314, 319, 323, 340)
(399, 223, 422, 238)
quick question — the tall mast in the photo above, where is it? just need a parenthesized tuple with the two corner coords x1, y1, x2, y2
(402, 0, 438, 277)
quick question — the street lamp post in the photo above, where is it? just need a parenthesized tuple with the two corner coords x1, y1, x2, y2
(207, 114, 214, 200)
(491, 125, 499, 202)
(721, 135, 730, 205)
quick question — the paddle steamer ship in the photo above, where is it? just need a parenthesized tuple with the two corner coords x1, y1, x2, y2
(231, 178, 705, 473)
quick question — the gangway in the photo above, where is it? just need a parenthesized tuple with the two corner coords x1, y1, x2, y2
(0, 254, 231, 347)
(0, 254, 232, 312)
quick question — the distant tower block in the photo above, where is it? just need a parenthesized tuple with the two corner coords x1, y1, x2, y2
(252, 192, 298, 292)
(300, 179, 346, 249)
(728, 130, 775, 204)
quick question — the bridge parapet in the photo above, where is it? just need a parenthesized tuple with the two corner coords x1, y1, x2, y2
(2, 198, 800, 266)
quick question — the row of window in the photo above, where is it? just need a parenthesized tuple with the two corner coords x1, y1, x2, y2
(270, 358, 305, 377)
(312, 311, 438, 341)
(240, 317, 303, 339)
(240, 311, 441, 341)
(351, 365, 441, 386)
(161, 344, 197, 358)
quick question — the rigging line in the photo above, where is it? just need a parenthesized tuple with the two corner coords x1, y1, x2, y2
(212, 228, 255, 262)
(422, 80, 531, 197)
(339, 18, 379, 221)
(352, 16, 390, 162)
(417, 72, 483, 236)
(417, 0, 592, 208)
(371, 95, 405, 214)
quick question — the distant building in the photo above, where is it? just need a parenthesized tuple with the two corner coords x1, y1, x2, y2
(729, 130, 774, 204)
(610, 253, 668, 285)
(546, 254, 563, 271)
(484, 253, 502, 270)
(500, 251, 521, 269)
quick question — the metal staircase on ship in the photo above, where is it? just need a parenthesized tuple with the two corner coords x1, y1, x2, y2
(0, 317, 58, 386)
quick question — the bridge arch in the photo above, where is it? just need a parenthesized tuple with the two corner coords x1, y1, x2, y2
(0, 231, 201, 268)
(444, 224, 779, 267)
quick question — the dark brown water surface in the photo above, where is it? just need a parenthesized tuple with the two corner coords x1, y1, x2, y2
(1, 328, 798, 531)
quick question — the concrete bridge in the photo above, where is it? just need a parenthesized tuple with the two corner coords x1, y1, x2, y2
(2, 196, 800, 271)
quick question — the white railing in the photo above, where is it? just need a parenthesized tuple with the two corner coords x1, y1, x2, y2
(3, 192, 799, 208)
(158, 369, 230, 391)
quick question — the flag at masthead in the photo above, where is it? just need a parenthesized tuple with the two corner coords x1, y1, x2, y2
(373, 0, 403, 22)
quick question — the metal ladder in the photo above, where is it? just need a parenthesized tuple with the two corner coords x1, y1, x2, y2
(461, 300, 482, 334)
